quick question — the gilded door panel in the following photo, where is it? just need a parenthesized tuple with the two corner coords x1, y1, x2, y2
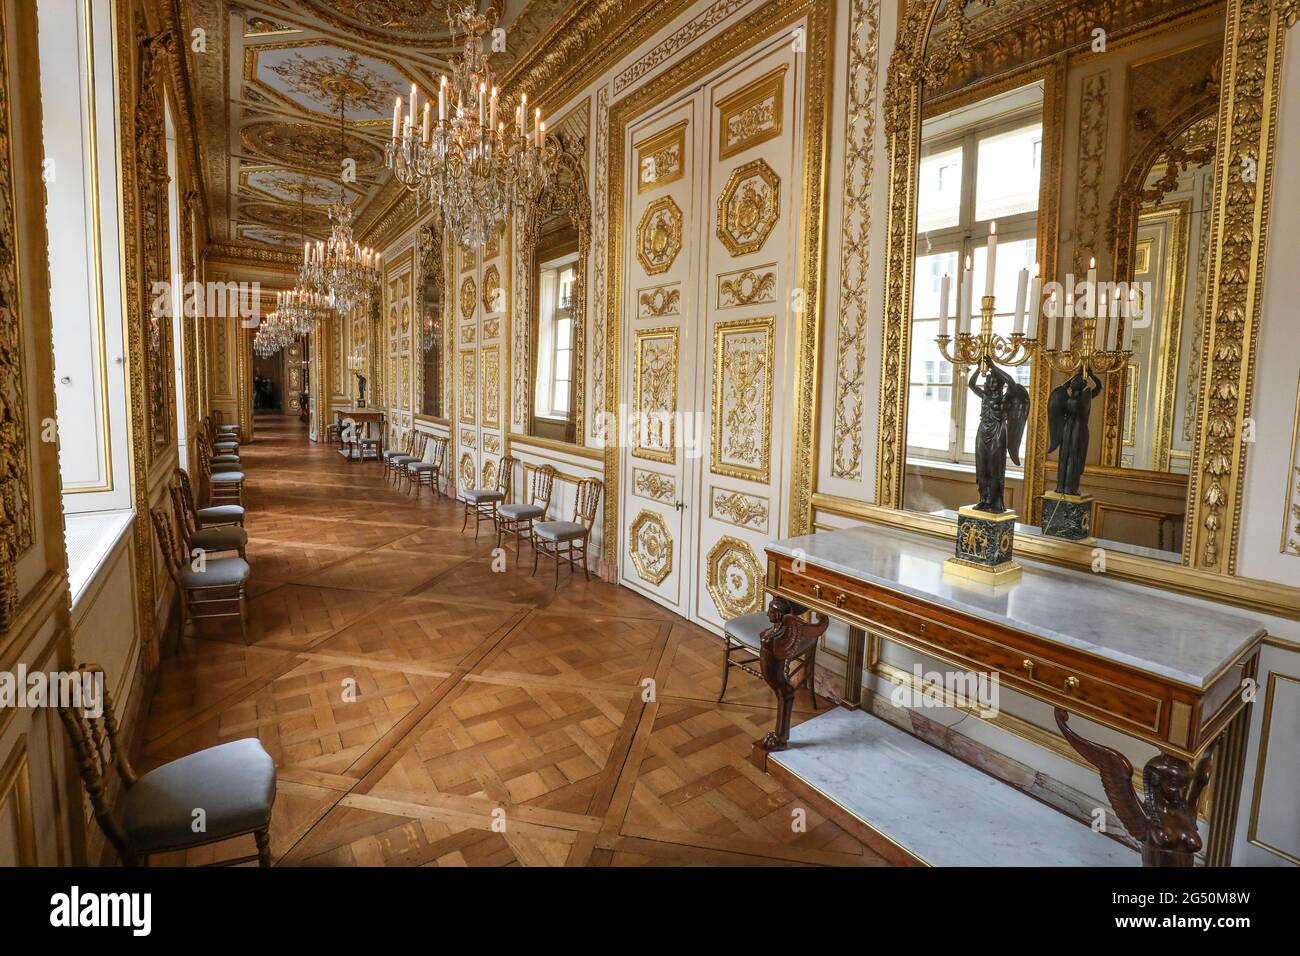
(693, 43, 799, 631)
(620, 101, 698, 610)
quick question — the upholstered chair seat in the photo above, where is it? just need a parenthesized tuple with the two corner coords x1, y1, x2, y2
(498, 502, 544, 521)
(718, 605, 819, 707)
(189, 524, 248, 554)
(214, 441, 239, 452)
(197, 503, 244, 525)
(218, 423, 239, 434)
(210, 469, 245, 483)
(533, 520, 587, 542)
(463, 488, 505, 504)
(121, 738, 275, 854)
(211, 453, 240, 465)
(723, 612, 770, 650)
(179, 556, 250, 590)
(408, 461, 439, 472)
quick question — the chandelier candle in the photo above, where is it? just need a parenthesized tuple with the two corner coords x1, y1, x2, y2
(387, 4, 560, 249)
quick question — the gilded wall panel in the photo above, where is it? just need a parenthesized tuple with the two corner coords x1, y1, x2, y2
(829, 0, 880, 481)
(632, 327, 678, 464)
(481, 346, 500, 429)
(711, 317, 774, 482)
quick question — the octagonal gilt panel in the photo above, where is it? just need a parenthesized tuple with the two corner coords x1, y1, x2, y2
(636, 197, 683, 275)
(716, 159, 780, 257)
(459, 275, 477, 320)
(706, 535, 763, 619)
(629, 510, 673, 586)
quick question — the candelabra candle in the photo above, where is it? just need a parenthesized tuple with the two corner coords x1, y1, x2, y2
(934, 292, 1036, 372)
(1039, 314, 1130, 378)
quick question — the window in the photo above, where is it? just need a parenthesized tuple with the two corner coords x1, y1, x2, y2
(39, 0, 137, 600)
(533, 257, 577, 420)
(908, 88, 1041, 467)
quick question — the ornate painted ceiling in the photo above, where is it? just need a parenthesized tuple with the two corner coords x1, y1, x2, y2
(186, 0, 585, 261)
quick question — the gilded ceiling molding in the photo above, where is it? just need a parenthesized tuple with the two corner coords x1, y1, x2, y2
(589, 84, 609, 441)
(830, 0, 881, 483)
(604, 0, 833, 557)
(613, 0, 754, 95)
(0, 0, 34, 635)
(502, 0, 697, 111)
(1184, 0, 1286, 574)
(202, 241, 301, 267)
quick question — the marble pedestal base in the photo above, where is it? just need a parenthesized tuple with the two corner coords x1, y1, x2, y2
(1042, 491, 1095, 542)
(945, 505, 1020, 584)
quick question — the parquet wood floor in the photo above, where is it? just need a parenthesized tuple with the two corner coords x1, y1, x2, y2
(142, 416, 881, 867)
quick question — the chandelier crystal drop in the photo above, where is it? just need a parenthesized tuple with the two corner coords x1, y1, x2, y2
(385, 2, 559, 248)
(299, 202, 380, 314)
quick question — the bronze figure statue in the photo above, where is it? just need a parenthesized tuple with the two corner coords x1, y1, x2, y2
(1047, 370, 1102, 496)
(354, 371, 368, 406)
(967, 362, 1029, 513)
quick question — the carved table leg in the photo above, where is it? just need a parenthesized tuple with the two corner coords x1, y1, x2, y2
(1055, 709, 1215, 867)
(755, 597, 829, 756)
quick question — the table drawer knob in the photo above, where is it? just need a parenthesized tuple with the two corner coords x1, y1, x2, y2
(812, 583, 822, 599)
(1064, 676, 1080, 694)
(1022, 659, 1034, 677)
(835, 592, 848, 608)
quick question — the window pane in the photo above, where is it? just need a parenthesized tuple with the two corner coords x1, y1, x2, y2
(553, 387, 569, 412)
(975, 123, 1042, 220)
(556, 316, 572, 350)
(917, 145, 962, 233)
(913, 250, 959, 319)
(554, 350, 571, 380)
(908, 318, 953, 452)
(970, 237, 1037, 330)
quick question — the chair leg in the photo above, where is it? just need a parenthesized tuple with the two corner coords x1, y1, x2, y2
(718, 641, 732, 702)
(554, 544, 560, 589)
(532, 541, 541, 576)
(462, 503, 470, 534)
(806, 643, 819, 710)
(581, 538, 590, 581)
(255, 827, 272, 867)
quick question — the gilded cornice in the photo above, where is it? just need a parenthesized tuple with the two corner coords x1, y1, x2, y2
(501, 0, 698, 111)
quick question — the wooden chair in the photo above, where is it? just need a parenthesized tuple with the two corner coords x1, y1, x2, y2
(407, 435, 448, 497)
(198, 442, 245, 506)
(205, 416, 239, 454)
(461, 456, 516, 539)
(198, 433, 240, 471)
(213, 409, 241, 443)
(170, 480, 248, 560)
(383, 431, 425, 482)
(58, 662, 275, 866)
(718, 603, 820, 707)
(150, 504, 250, 639)
(532, 477, 601, 589)
(177, 468, 244, 528)
(496, 464, 554, 564)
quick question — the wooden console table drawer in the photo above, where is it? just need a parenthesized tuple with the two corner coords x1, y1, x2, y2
(770, 555, 1208, 752)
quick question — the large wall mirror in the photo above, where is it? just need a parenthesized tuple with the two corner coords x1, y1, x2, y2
(521, 137, 590, 444)
(893, 0, 1226, 564)
(416, 221, 446, 420)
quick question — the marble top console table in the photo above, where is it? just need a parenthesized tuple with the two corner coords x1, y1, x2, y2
(754, 523, 1265, 867)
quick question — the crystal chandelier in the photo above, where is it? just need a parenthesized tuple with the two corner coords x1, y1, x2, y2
(254, 308, 294, 357)
(385, 3, 558, 248)
(300, 95, 381, 312)
(275, 286, 334, 335)
(300, 202, 380, 313)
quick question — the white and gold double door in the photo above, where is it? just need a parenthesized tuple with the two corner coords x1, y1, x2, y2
(454, 238, 508, 498)
(619, 39, 801, 632)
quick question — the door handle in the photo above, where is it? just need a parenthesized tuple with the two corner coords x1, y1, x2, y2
(674, 500, 686, 512)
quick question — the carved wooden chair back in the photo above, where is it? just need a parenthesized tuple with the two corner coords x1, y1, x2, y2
(430, 436, 449, 470)
(411, 431, 430, 461)
(169, 481, 196, 539)
(497, 456, 517, 496)
(150, 505, 186, 587)
(572, 478, 603, 531)
(530, 465, 556, 512)
(56, 662, 137, 859)
(176, 468, 200, 516)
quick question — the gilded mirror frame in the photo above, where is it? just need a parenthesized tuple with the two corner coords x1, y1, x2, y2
(872, 0, 1296, 616)
(414, 217, 451, 424)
